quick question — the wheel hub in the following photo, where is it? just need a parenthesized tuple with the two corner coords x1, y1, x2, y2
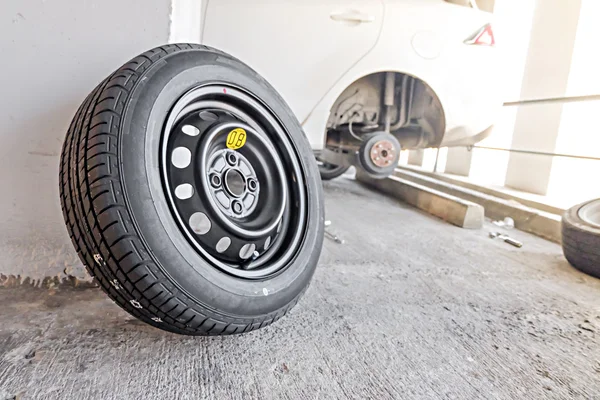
(370, 139, 396, 167)
(206, 149, 260, 218)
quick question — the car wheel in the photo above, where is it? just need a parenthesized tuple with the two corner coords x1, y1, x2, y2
(59, 44, 324, 335)
(562, 199, 600, 279)
(315, 152, 350, 181)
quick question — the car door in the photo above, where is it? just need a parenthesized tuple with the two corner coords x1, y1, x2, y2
(202, 0, 384, 124)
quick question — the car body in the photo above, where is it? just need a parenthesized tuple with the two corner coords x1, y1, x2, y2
(201, 0, 502, 176)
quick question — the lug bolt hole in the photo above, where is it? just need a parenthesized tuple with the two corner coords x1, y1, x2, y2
(232, 200, 243, 214)
(210, 174, 222, 188)
(227, 152, 237, 165)
(247, 178, 257, 192)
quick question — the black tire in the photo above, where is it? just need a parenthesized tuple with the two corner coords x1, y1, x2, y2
(315, 155, 349, 181)
(319, 164, 349, 180)
(357, 132, 400, 179)
(59, 44, 324, 335)
(562, 199, 600, 278)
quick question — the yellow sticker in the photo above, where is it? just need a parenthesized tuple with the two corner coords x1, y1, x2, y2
(226, 128, 247, 150)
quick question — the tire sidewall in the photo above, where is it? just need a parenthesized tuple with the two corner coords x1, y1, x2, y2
(120, 49, 324, 317)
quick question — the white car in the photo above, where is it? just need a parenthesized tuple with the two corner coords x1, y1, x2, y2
(202, 0, 502, 179)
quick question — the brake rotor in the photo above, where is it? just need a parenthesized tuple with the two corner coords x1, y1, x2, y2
(369, 139, 397, 168)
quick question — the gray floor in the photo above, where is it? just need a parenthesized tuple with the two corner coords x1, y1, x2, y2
(1, 177, 599, 399)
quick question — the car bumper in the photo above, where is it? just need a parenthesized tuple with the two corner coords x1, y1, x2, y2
(435, 43, 503, 148)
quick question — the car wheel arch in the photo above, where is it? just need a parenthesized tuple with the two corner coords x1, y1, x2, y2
(320, 69, 447, 149)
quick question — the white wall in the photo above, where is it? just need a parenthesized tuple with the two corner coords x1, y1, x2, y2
(547, 0, 600, 205)
(0, 0, 172, 284)
(445, 0, 599, 208)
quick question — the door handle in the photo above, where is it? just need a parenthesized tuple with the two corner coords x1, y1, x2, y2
(330, 11, 375, 23)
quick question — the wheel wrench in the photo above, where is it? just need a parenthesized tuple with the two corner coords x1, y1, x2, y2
(489, 232, 523, 248)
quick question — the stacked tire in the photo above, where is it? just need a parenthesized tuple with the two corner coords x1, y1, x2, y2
(562, 199, 600, 278)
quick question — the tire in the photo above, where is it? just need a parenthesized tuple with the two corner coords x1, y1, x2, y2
(562, 199, 600, 278)
(319, 163, 349, 180)
(315, 153, 349, 180)
(59, 44, 324, 335)
(357, 132, 400, 179)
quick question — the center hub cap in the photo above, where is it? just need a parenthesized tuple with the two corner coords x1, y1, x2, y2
(225, 169, 245, 197)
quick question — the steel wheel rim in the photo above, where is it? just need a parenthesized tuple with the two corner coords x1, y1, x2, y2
(161, 84, 308, 279)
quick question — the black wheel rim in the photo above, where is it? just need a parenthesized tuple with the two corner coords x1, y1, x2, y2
(161, 84, 308, 279)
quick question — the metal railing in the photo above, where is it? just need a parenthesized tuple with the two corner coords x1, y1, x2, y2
(467, 145, 600, 162)
(461, 93, 600, 162)
(503, 94, 600, 107)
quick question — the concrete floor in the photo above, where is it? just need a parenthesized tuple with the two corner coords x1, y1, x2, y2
(1, 177, 599, 399)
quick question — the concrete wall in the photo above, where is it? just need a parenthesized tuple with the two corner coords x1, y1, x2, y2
(503, 0, 582, 195)
(0, 0, 172, 285)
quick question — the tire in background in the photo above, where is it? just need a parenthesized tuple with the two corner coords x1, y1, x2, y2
(562, 199, 600, 278)
(317, 161, 349, 181)
(314, 150, 350, 181)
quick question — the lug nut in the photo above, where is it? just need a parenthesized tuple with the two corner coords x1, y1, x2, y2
(247, 178, 257, 192)
(226, 152, 237, 166)
(232, 200, 243, 214)
(210, 174, 222, 188)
